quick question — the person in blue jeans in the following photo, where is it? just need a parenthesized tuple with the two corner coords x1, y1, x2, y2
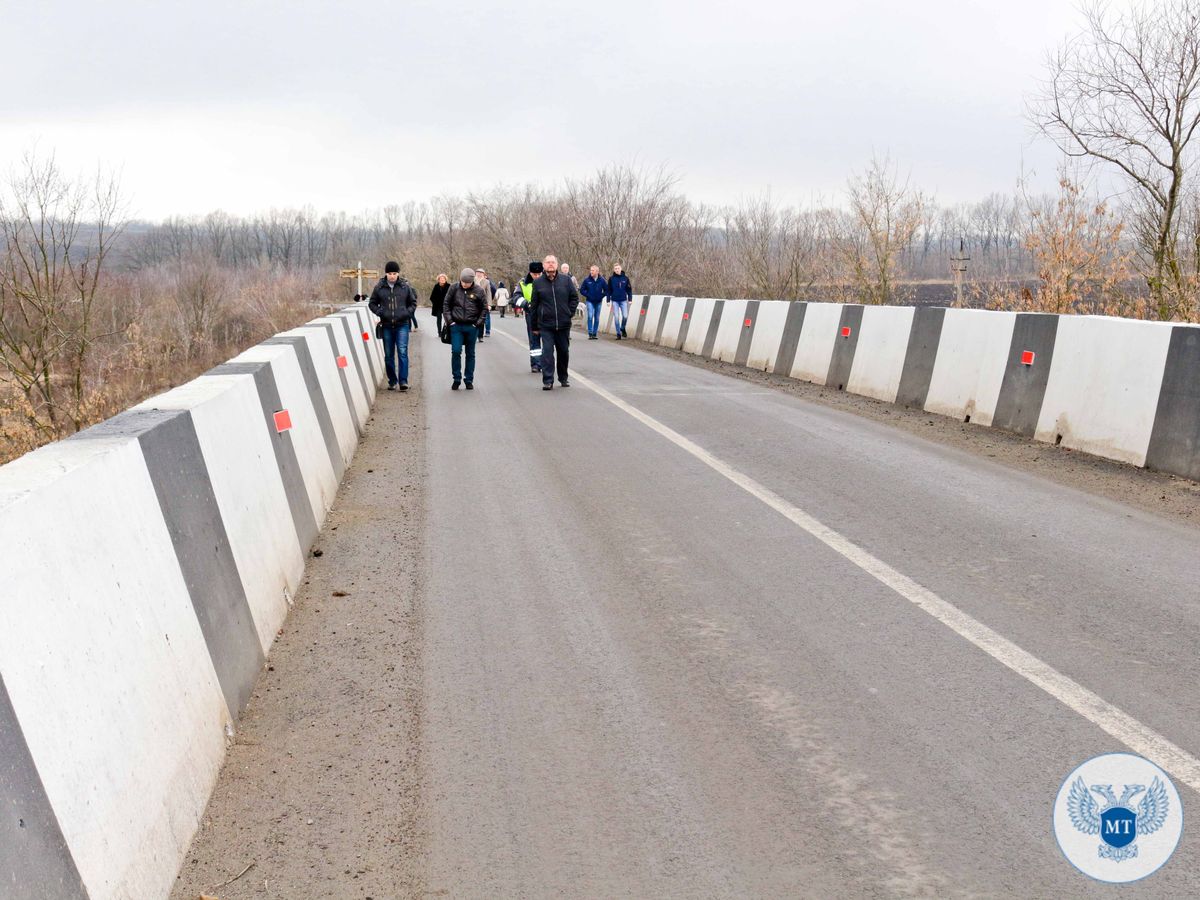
(441, 268, 488, 389)
(475, 268, 494, 340)
(579, 264, 609, 339)
(608, 263, 633, 339)
(367, 261, 418, 390)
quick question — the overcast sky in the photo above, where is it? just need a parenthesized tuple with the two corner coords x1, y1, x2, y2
(1, 0, 1127, 220)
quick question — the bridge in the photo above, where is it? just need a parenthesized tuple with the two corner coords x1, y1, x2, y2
(2, 298, 1199, 898)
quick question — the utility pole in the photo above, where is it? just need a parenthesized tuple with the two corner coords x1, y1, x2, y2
(951, 239, 970, 307)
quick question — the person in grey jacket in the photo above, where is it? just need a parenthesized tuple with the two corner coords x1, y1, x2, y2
(368, 261, 418, 390)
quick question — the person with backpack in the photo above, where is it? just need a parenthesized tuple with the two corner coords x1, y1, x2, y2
(441, 268, 488, 390)
(579, 265, 609, 339)
(528, 254, 580, 390)
(368, 261, 418, 391)
(608, 263, 633, 339)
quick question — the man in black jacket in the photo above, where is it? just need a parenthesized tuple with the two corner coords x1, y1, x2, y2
(529, 254, 580, 390)
(368, 261, 418, 391)
(441, 268, 488, 390)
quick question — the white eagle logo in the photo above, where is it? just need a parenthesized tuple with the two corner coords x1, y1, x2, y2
(1068, 776, 1170, 862)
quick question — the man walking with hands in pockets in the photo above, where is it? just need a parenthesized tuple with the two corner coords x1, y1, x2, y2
(441, 268, 488, 390)
(529, 255, 580, 391)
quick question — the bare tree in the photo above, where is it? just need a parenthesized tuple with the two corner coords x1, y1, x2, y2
(837, 155, 925, 304)
(1031, 0, 1200, 318)
(0, 152, 125, 437)
(723, 196, 822, 299)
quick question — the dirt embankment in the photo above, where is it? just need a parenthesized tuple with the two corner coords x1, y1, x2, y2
(170, 340, 429, 900)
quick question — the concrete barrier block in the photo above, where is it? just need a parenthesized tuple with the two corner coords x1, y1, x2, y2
(924, 309, 1016, 425)
(1145, 324, 1200, 479)
(335, 308, 380, 397)
(240, 341, 343, 507)
(711, 300, 749, 362)
(0, 438, 229, 900)
(276, 326, 358, 465)
(745, 300, 790, 371)
(640, 295, 667, 342)
(660, 297, 690, 348)
(846, 305, 917, 402)
(682, 299, 718, 355)
(313, 315, 370, 427)
(789, 302, 844, 385)
(134, 374, 305, 652)
(771, 301, 809, 376)
(1036, 316, 1174, 465)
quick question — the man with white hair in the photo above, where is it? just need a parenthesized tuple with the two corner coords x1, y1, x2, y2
(528, 254, 580, 390)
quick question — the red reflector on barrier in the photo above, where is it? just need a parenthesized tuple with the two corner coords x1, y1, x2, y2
(841, 326, 851, 337)
(273, 410, 292, 433)
(1021, 350, 1035, 366)
(337, 355, 348, 368)
(683, 313, 690, 320)
(744, 318, 752, 327)
(362, 331, 370, 341)
(640, 308, 646, 315)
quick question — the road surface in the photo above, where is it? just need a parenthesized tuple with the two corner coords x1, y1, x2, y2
(174, 313, 1200, 898)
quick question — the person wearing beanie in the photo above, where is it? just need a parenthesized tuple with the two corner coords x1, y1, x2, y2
(368, 261, 418, 390)
(521, 260, 543, 372)
(441, 267, 488, 389)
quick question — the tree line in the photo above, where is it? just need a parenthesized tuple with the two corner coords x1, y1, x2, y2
(5, 0, 1200, 463)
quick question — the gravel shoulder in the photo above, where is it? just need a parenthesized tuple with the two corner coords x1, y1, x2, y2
(170, 338, 428, 900)
(620, 334, 1200, 529)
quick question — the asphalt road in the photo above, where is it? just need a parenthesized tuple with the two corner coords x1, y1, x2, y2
(415, 314, 1199, 898)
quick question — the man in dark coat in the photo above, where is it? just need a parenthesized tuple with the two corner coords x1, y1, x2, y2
(529, 254, 580, 390)
(608, 263, 633, 339)
(579, 264, 609, 339)
(368, 261, 418, 390)
(441, 268, 488, 390)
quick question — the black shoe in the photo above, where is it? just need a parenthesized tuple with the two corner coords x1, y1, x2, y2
(452, 381, 461, 390)
(615, 334, 622, 340)
(387, 384, 396, 391)
(560, 380, 570, 387)
(465, 382, 474, 390)
(398, 383, 408, 392)
(543, 384, 553, 391)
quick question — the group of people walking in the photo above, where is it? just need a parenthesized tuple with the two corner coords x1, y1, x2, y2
(366, 257, 633, 392)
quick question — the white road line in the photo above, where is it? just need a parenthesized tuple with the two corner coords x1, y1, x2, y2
(494, 328, 1200, 795)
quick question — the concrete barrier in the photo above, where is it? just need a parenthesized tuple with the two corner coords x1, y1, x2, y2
(846, 306, 916, 403)
(924, 309, 1015, 426)
(710, 300, 749, 363)
(619, 294, 1200, 481)
(0, 303, 384, 900)
(789, 302, 843, 385)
